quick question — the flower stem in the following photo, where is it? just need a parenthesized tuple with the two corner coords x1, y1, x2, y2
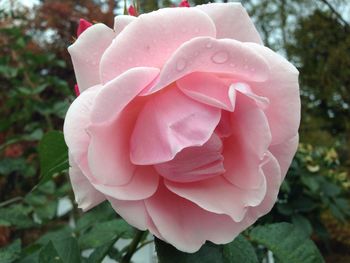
(121, 230, 146, 263)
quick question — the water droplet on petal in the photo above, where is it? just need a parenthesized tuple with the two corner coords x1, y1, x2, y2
(176, 58, 187, 71)
(212, 51, 229, 64)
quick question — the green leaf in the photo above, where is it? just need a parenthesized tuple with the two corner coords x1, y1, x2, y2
(155, 238, 224, 263)
(39, 237, 80, 263)
(0, 239, 21, 263)
(0, 205, 35, 229)
(249, 222, 324, 263)
(38, 131, 68, 185)
(292, 214, 313, 236)
(87, 238, 117, 263)
(223, 234, 258, 263)
(38, 241, 63, 263)
(78, 219, 134, 249)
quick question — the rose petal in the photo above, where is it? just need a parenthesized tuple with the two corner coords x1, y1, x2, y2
(80, 156, 159, 201)
(245, 43, 300, 145)
(87, 68, 159, 186)
(146, 37, 270, 94)
(69, 153, 105, 211)
(99, 8, 216, 83)
(165, 174, 266, 222)
(223, 92, 271, 189)
(130, 86, 221, 165)
(113, 15, 136, 35)
(145, 183, 249, 253)
(63, 85, 100, 164)
(246, 152, 282, 218)
(269, 134, 299, 180)
(196, 3, 263, 44)
(90, 67, 160, 124)
(68, 24, 115, 92)
(154, 133, 224, 183)
(177, 72, 236, 111)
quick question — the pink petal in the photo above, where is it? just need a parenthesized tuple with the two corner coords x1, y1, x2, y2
(246, 152, 282, 218)
(113, 15, 136, 35)
(63, 85, 100, 164)
(196, 3, 263, 44)
(90, 67, 160, 124)
(145, 183, 249, 252)
(145, 37, 269, 94)
(223, 92, 272, 189)
(79, 156, 159, 201)
(130, 86, 221, 165)
(99, 8, 216, 83)
(86, 68, 159, 186)
(109, 199, 148, 230)
(68, 24, 115, 92)
(69, 153, 105, 211)
(77, 18, 92, 37)
(108, 198, 164, 239)
(154, 133, 224, 183)
(269, 134, 299, 180)
(145, 153, 281, 253)
(165, 174, 266, 222)
(177, 72, 236, 111)
(245, 43, 300, 145)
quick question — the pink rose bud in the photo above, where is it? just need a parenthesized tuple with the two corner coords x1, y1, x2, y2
(74, 84, 80, 96)
(128, 5, 138, 16)
(179, 0, 190, 7)
(65, 3, 300, 253)
(77, 18, 92, 37)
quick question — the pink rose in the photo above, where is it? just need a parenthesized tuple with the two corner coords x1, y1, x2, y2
(64, 3, 300, 252)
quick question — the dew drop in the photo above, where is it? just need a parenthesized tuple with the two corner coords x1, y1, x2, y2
(176, 58, 187, 71)
(211, 51, 229, 64)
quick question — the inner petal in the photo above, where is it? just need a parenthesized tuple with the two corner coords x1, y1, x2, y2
(130, 85, 221, 165)
(154, 133, 225, 183)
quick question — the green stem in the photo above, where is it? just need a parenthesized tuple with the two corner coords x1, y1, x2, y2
(121, 230, 145, 263)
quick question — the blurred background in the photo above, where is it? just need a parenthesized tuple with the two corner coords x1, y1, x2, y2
(0, 0, 349, 262)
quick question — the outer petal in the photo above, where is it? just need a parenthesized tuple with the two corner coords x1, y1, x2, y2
(68, 153, 105, 211)
(245, 43, 300, 145)
(68, 24, 115, 92)
(108, 198, 164, 239)
(165, 175, 266, 222)
(269, 134, 299, 180)
(245, 153, 282, 218)
(109, 199, 148, 230)
(223, 92, 271, 189)
(79, 157, 159, 201)
(145, 154, 281, 253)
(100, 8, 216, 83)
(113, 15, 136, 35)
(196, 3, 263, 44)
(63, 85, 100, 164)
(87, 67, 159, 186)
(145, 37, 270, 94)
(130, 86, 221, 165)
(145, 183, 248, 253)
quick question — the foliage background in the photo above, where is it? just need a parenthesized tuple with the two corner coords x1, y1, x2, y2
(0, 0, 349, 262)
